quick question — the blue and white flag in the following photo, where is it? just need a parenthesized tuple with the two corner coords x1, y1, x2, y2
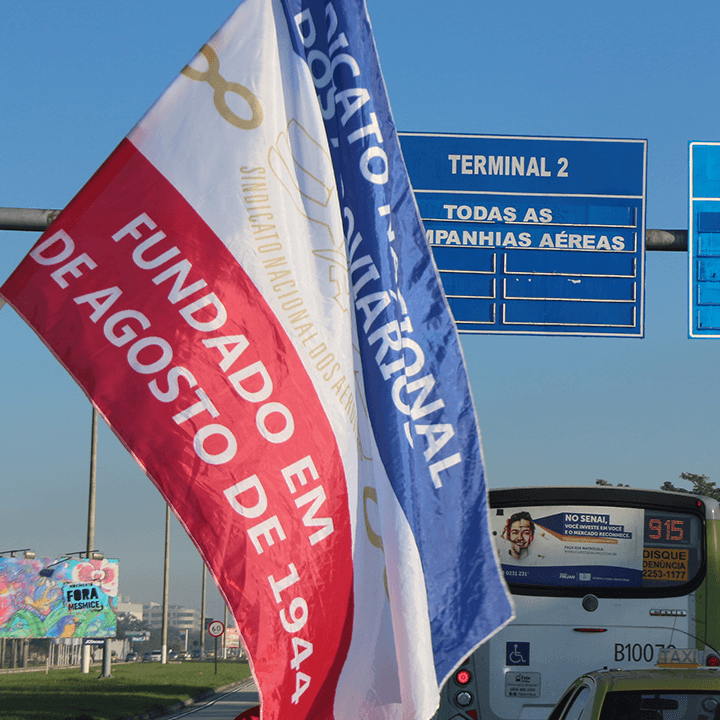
(1, 1, 513, 718)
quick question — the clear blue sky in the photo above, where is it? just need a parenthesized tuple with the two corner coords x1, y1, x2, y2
(3, 0, 720, 619)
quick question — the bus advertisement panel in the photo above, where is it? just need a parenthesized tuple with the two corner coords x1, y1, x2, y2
(493, 506, 644, 588)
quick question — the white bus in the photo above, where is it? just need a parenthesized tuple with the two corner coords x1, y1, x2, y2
(435, 486, 720, 720)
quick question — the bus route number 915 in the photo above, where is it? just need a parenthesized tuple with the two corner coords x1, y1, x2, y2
(614, 643, 675, 663)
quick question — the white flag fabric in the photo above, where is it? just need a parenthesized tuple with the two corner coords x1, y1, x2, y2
(1, 1, 513, 718)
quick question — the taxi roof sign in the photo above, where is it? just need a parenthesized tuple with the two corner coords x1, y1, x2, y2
(656, 648, 703, 668)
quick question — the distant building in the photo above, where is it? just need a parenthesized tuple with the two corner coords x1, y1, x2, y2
(117, 597, 143, 622)
(170, 605, 201, 633)
(142, 602, 201, 632)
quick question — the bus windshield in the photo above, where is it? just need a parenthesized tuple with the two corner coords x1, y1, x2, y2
(491, 493, 705, 597)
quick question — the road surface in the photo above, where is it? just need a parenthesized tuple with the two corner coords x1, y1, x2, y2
(164, 679, 259, 720)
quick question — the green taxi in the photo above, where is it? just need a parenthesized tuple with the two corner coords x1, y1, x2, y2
(547, 650, 720, 720)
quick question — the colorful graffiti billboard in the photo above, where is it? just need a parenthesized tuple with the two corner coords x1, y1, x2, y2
(0, 557, 118, 638)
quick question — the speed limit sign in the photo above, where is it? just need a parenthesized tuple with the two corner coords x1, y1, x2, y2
(208, 620, 225, 637)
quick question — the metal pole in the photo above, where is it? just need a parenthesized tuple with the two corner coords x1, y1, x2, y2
(81, 408, 98, 675)
(161, 505, 170, 664)
(645, 229, 687, 251)
(0, 207, 60, 231)
(80, 641, 91, 674)
(223, 605, 228, 659)
(0, 206, 693, 252)
(200, 564, 206, 662)
(87, 408, 97, 554)
(99, 638, 112, 679)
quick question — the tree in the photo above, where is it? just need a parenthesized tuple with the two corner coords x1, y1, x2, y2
(116, 612, 150, 640)
(595, 479, 630, 487)
(661, 472, 720, 501)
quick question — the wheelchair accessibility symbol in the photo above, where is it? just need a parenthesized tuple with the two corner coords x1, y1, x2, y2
(506, 642, 530, 666)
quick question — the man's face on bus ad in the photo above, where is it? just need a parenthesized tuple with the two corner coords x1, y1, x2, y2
(509, 518, 534, 554)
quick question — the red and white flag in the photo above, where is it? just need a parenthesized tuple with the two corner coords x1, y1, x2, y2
(1, 1, 513, 718)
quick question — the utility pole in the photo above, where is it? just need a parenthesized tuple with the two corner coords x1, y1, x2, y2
(81, 408, 98, 675)
(200, 563, 206, 661)
(161, 505, 170, 664)
(223, 605, 228, 660)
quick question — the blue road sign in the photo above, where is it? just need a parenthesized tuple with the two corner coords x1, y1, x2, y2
(689, 142, 720, 338)
(398, 133, 647, 336)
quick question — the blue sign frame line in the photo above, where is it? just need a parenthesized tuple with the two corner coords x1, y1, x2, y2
(420, 207, 638, 227)
(502, 253, 639, 277)
(416, 188, 643, 201)
(399, 132, 647, 337)
(689, 141, 720, 338)
(502, 280, 637, 303)
(501, 305, 637, 329)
